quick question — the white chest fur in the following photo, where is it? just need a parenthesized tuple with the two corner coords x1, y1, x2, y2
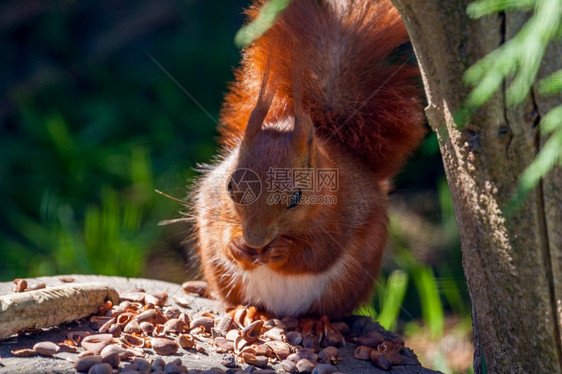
(238, 254, 350, 316)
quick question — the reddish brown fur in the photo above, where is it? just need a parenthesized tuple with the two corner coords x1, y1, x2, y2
(220, 0, 425, 179)
(192, 0, 425, 318)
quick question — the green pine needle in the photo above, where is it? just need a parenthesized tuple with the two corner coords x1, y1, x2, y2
(461, 0, 562, 213)
(234, 0, 291, 48)
(538, 70, 562, 95)
(467, 0, 536, 18)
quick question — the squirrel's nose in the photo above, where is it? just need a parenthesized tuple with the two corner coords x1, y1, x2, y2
(243, 226, 276, 250)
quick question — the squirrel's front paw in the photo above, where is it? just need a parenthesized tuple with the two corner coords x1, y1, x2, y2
(260, 243, 289, 269)
(228, 236, 289, 270)
(228, 237, 261, 269)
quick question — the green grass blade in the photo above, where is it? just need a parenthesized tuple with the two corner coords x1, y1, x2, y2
(439, 265, 468, 316)
(355, 304, 377, 321)
(377, 270, 409, 330)
(414, 266, 445, 339)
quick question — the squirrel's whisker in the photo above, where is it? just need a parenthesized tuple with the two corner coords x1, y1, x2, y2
(154, 189, 188, 205)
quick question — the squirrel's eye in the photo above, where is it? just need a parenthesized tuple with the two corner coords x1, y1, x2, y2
(227, 180, 235, 200)
(287, 188, 302, 209)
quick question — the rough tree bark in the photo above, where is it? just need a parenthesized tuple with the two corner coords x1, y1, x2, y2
(389, 1, 562, 373)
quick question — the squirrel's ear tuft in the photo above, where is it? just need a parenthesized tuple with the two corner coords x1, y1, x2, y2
(243, 54, 277, 143)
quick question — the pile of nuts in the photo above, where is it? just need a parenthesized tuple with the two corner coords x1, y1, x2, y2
(7, 280, 422, 373)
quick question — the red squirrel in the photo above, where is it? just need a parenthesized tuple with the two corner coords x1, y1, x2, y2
(192, 0, 425, 318)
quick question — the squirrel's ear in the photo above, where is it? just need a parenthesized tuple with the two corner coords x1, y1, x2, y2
(243, 58, 277, 143)
(293, 108, 314, 154)
(292, 68, 314, 154)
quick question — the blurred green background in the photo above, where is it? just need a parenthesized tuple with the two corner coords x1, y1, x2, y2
(0, 1, 472, 372)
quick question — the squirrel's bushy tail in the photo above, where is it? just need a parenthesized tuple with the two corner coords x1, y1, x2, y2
(220, 0, 425, 179)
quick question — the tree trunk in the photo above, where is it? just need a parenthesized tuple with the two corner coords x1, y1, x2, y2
(389, 1, 562, 373)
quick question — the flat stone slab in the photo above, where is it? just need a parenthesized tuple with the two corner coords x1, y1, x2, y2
(0, 275, 441, 374)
